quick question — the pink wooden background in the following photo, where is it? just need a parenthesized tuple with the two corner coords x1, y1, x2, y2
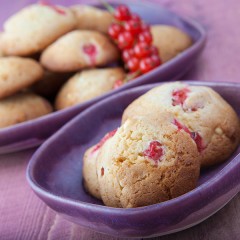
(1, 0, 240, 239)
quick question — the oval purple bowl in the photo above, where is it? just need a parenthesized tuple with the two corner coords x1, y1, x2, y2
(27, 81, 240, 238)
(0, 0, 206, 154)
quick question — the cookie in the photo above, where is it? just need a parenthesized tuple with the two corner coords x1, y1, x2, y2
(71, 5, 113, 34)
(31, 70, 71, 99)
(1, 3, 76, 56)
(83, 129, 117, 200)
(0, 32, 4, 57)
(122, 82, 240, 167)
(0, 92, 53, 128)
(97, 116, 200, 208)
(0, 57, 44, 99)
(151, 25, 192, 63)
(55, 67, 125, 110)
(83, 146, 101, 200)
(40, 30, 120, 72)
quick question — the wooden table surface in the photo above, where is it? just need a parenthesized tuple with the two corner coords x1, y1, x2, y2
(1, 0, 240, 239)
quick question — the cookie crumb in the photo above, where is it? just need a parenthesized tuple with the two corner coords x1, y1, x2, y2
(215, 127, 223, 135)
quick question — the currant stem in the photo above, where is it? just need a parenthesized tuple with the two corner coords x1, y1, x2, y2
(99, 0, 115, 13)
(125, 70, 141, 83)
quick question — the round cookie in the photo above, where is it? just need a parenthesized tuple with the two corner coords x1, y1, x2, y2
(97, 116, 200, 208)
(1, 3, 76, 56)
(40, 30, 120, 72)
(83, 129, 117, 200)
(0, 92, 53, 128)
(31, 70, 71, 99)
(122, 82, 240, 167)
(151, 25, 192, 63)
(71, 5, 113, 34)
(0, 57, 44, 99)
(55, 67, 125, 110)
(83, 146, 101, 200)
(0, 32, 4, 57)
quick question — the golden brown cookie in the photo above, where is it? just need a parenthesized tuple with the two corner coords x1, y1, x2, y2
(71, 5, 113, 34)
(122, 82, 240, 167)
(0, 92, 53, 128)
(55, 67, 125, 110)
(97, 116, 200, 208)
(83, 146, 101, 200)
(151, 25, 192, 63)
(1, 3, 76, 56)
(0, 57, 44, 99)
(83, 129, 117, 200)
(40, 30, 120, 72)
(0, 32, 4, 57)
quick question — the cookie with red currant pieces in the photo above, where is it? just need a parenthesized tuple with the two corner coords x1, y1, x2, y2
(0, 33, 4, 57)
(151, 25, 192, 63)
(1, 3, 76, 56)
(83, 129, 117, 200)
(71, 5, 113, 34)
(40, 30, 120, 72)
(0, 57, 44, 99)
(0, 48, 3, 57)
(0, 92, 53, 128)
(122, 82, 240, 167)
(96, 116, 200, 208)
(55, 67, 125, 110)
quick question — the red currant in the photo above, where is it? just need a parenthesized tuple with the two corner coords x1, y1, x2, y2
(173, 119, 191, 134)
(138, 31, 152, 44)
(172, 88, 190, 106)
(131, 13, 141, 22)
(127, 57, 140, 72)
(122, 49, 135, 62)
(149, 45, 159, 56)
(141, 22, 150, 31)
(114, 5, 131, 21)
(124, 20, 142, 35)
(150, 55, 161, 66)
(40, 0, 66, 15)
(134, 42, 152, 58)
(91, 129, 117, 153)
(191, 132, 205, 152)
(113, 79, 124, 89)
(139, 55, 161, 73)
(118, 32, 135, 49)
(143, 141, 163, 163)
(108, 23, 123, 40)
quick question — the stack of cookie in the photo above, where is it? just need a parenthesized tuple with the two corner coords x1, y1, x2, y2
(83, 82, 240, 208)
(0, 3, 120, 128)
(0, 3, 193, 128)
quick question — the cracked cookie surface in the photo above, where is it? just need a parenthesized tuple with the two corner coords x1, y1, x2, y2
(122, 82, 240, 167)
(97, 116, 200, 208)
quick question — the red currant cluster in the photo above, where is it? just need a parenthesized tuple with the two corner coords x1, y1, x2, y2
(108, 5, 161, 76)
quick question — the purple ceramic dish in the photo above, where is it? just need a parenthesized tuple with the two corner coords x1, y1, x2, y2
(0, 0, 206, 154)
(27, 81, 240, 238)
